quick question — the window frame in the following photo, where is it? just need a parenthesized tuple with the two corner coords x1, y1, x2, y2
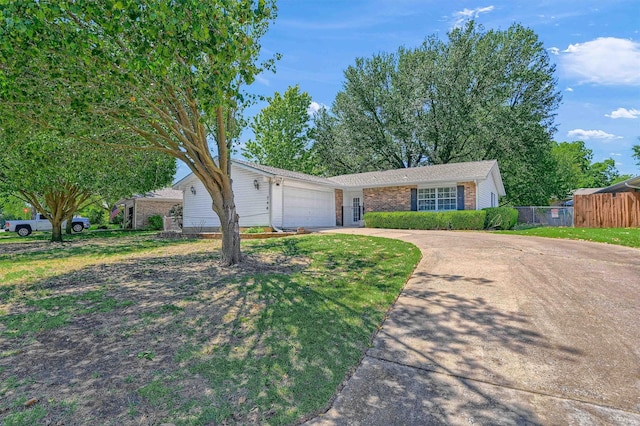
(417, 186, 458, 211)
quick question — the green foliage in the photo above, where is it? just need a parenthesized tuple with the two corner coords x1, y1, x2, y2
(633, 144, 640, 169)
(0, 0, 278, 264)
(312, 21, 561, 205)
(147, 215, 164, 231)
(79, 203, 108, 226)
(243, 85, 317, 174)
(483, 207, 518, 230)
(242, 226, 268, 234)
(364, 211, 486, 230)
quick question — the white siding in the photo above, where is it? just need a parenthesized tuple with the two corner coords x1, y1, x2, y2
(478, 176, 500, 209)
(181, 165, 270, 230)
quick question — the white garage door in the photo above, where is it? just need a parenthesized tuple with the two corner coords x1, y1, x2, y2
(283, 185, 335, 228)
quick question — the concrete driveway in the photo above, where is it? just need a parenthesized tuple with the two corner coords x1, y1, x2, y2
(307, 229, 640, 425)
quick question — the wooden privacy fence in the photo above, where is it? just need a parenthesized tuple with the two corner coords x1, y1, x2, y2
(574, 192, 640, 228)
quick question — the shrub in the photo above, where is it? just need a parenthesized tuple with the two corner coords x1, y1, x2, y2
(364, 210, 486, 230)
(147, 215, 164, 230)
(483, 207, 518, 230)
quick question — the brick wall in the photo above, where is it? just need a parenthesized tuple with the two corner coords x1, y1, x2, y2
(363, 186, 416, 213)
(335, 189, 343, 226)
(135, 200, 182, 229)
(459, 181, 476, 210)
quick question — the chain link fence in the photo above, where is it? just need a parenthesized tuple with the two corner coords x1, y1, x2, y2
(514, 206, 574, 227)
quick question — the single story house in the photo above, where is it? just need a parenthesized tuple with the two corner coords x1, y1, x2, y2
(573, 175, 640, 228)
(117, 188, 183, 230)
(173, 159, 505, 233)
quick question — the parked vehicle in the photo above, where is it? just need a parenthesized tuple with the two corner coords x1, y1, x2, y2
(3, 213, 91, 236)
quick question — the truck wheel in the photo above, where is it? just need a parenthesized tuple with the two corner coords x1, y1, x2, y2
(16, 225, 32, 237)
(72, 222, 84, 233)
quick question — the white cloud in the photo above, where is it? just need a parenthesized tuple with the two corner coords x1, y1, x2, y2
(254, 74, 270, 86)
(567, 129, 622, 140)
(561, 37, 640, 86)
(605, 107, 640, 119)
(610, 152, 622, 156)
(565, 87, 574, 92)
(548, 47, 560, 55)
(307, 101, 325, 116)
(452, 6, 494, 27)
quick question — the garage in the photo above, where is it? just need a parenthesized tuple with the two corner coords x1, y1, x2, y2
(283, 183, 335, 228)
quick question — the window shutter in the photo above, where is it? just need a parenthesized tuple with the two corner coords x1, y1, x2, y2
(410, 188, 417, 211)
(457, 186, 465, 210)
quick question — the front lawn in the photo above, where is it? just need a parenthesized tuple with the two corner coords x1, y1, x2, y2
(0, 233, 420, 425)
(497, 227, 640, 249)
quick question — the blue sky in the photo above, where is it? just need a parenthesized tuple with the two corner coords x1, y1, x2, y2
(180, 0, 640, 180)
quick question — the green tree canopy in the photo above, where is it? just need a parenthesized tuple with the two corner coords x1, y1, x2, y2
(551, 140, 630, 198)
(0, 1, 276, 264)
(243, 85, 316, 174)
(0, 128, 175, 241)
(633, 144, 640, 169)
(312, 21, 562, 205)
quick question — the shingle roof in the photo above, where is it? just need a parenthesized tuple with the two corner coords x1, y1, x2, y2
(233, 159, 336, 187)
(327, 160, 499, 188)
(594, 175, 640, 193)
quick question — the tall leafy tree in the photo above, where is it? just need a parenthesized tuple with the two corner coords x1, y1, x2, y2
(0, 129, 175, 242)
(243, 85, 317, 174)
(312, 21, 562, 205)
(550, 141, 630, 197)
(0, 1, 276, 264)
(633, 144, 640, 169)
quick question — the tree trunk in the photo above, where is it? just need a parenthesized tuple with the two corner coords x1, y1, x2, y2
(51, 219, 64, 242)
(216, 201, 241, 266)
(65, 212, 73, 234)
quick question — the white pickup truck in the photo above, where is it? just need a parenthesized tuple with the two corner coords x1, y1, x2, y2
(3, 213, 91, 236)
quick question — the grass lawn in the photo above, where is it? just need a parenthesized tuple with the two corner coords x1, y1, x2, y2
(497, 227, 640, 249)
(0, 231, 420, 425)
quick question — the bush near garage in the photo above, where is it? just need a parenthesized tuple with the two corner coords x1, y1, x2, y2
(147, 214, 164, 231)
(483, 207, 519, 230)
(364, 210, 486, 230)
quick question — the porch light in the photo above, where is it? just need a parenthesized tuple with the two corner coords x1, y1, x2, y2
(190, 186, 196, 195)
(253, 179, 260, 190)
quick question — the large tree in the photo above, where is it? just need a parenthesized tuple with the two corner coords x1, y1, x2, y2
(0, 1, 276, 264)
(243, 85, 317, 174)
(633, 144, 640, 169)
(0, 129, 175, 242)
(313, 21, 562, 205)
(551, 140, 631, 198)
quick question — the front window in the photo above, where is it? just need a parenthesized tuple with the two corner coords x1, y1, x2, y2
(418, 187, 457, 211)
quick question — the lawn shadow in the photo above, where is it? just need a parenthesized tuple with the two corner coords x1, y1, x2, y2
(0, 234, 415, 425)
(309, 269, 585, 425)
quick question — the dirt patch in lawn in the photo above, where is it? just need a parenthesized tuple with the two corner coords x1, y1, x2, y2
(0, 237, 310, 425)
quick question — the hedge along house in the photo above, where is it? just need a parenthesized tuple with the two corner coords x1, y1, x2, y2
(173, 159, 505, 233)
(117, 188, 183, 230)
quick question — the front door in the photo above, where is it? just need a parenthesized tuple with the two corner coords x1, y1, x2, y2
(352, 196, 363, 226)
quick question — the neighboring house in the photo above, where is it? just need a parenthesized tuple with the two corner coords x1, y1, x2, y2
(574, 175, 640, 228)
(117, 188, 183, 230)
(173, 159, 505, 233)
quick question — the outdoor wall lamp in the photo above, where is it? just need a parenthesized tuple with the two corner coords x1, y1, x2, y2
(190, 186, 196, 195)
(253, 179, 260, 190)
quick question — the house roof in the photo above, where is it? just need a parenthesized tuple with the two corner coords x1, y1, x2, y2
(120, 188, 183, 203)
(573, 188, 603, 196)
(594, 175, 640, 194)
(173, 159, 505, 195)
(328, 160, 504, 192)
(232, 159, 337, 187)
